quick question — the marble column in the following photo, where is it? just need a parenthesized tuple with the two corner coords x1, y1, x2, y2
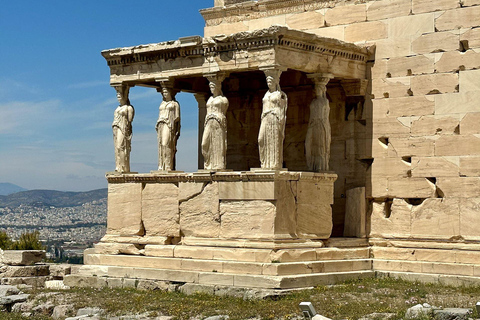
(112, 84, 135, 173)
(258, 67, 288, 170)
(305, 73, 333, 172)
(202, 73, 229, 170)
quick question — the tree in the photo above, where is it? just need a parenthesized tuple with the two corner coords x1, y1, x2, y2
(10, 231, 45, 250)
(0, 231, 12, 250)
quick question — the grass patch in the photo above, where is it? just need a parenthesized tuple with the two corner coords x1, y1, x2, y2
(2, 277, 480, 320)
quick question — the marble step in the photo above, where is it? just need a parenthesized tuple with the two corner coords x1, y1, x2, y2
(373, 259, 480, 277)
(372, 246, 480, 264)
(94, 243, 370, 263)
(66, 265, 374, 289)
(85, 253, 372, 276)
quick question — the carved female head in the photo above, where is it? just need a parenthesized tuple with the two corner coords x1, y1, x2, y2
(162, 87, 173, 102)
(115, 85, 130, 105)
(209, 80, 223, 97)
(266, 75, 280, 92)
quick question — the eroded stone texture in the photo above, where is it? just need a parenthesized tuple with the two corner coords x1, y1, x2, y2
(142, 183, 180, 237)
(180, 182, 220, 238)
(344, 187, 366, 238)
(107, 183, 143, 236)
(219, 200, 276, 239)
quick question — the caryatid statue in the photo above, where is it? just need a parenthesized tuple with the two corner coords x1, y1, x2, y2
(258, 68, 288, 170)
(305, 74, 333, 171)
(156, 83, 180, 171)
(202, 74, 229, 170)
(112, 85, 135, 173)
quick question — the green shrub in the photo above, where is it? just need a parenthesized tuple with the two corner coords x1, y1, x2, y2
(10, 231, 45, 250)
(0, 231, 12, 250)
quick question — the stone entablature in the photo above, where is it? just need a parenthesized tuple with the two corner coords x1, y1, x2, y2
(204, 0, 339, 25)
(101, 26, 369, 85)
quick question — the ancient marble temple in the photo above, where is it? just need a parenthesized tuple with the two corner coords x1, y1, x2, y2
(66, 0, 480, 292)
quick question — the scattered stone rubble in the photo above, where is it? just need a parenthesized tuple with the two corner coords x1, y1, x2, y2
(0, 250, 72, 288)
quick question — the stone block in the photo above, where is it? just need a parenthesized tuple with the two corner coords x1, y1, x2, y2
(460, 156, 480, 176)
(411, 156, 460, 177)
(144, 245, 174, 257)
(204, 22, 249, 38)
(388, 14, 435, 40)
(94, 243, 142, 255)
(435, 50, 480, 73)
(371, 77, 411, 98)
(142, 183, 180, 237)
(456, 250, 480, 264)
(410, 73, 458, 95)
(180, 182, 220, 238)
(345, 21, 387, 42)
(181, 259, 223, 273)
(269, 249, 317, 263)
(344, 187, 366, 238)
(274, 180, 297, 237)
(435, 91, 480, 115)
(435, 6, 480, 31)
(263, 262, 312, 276)
(233, 274, 282, 289)
(48, 264, 71, 279)
(461, 27, 480, 49)
(296, 203, 332, 239)
(297, 180, 334, 206)
(306, 26, 345, 41)
(246, 15, 286, 31)
(412, 0, 459, 14)
(219, 200, 276, 239)
(222, 261, 263, 275)
(367, 0, 411, 20)
(325, 4, 366, 26)
(372, 247, 416, 261)
(376, 96, 435, 118)
(198, 273, 234, 286)
(371, 59, 388, 79)
(388, 178, 437, 198)
(218, 181, 274, 200)
(372, 118, 411, 137)
(387, 55, 435, 77)
(463, 0, 480, 5)
(286, 11, 324, 30)
(459, 69, 480, 93)
(460, 198, 480, 239)
(107, 183, 143, 236)
(412, 31, 459, 54)
(415, 249, 456, 263)
(374, 38, 412, 59)
(410, 199, 460, 240)
(435, 135, 480, 156)
(174, 246, 213, 260)
(437, 177, 480, 197)
(0, 265, 49, 278)
(460, 113, 480, 135)
(0, 251, 45, 266)
(370, 157, 410, 178)
(388, 137, 435, 157)
(411, 115, 459, 136)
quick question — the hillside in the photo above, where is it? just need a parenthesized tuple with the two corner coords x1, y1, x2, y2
(0, 183, 27, 196)
(0, 188, 107, 208)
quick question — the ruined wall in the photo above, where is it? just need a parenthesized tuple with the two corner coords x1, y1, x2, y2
(203, 0, 480, 240)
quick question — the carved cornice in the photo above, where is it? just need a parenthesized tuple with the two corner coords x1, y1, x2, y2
(201, 0, 340, 26)
(102, 26, 368, 70)
(105, 171, 337, 184)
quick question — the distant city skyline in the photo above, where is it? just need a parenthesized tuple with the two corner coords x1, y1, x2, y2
(1, 1, 212, 191)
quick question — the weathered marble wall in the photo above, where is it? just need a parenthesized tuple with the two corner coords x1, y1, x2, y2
(203, 0, 480, 241)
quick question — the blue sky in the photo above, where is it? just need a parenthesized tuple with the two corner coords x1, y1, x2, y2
(0, 1, 212, 191)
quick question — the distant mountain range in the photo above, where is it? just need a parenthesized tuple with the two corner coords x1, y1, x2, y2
(0, 183, 27, 196)
(0, 188, 108, 208)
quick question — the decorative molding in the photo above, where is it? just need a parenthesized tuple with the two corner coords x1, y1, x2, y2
(105, 171, 337, 184)
(201, 0, 340, 25)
